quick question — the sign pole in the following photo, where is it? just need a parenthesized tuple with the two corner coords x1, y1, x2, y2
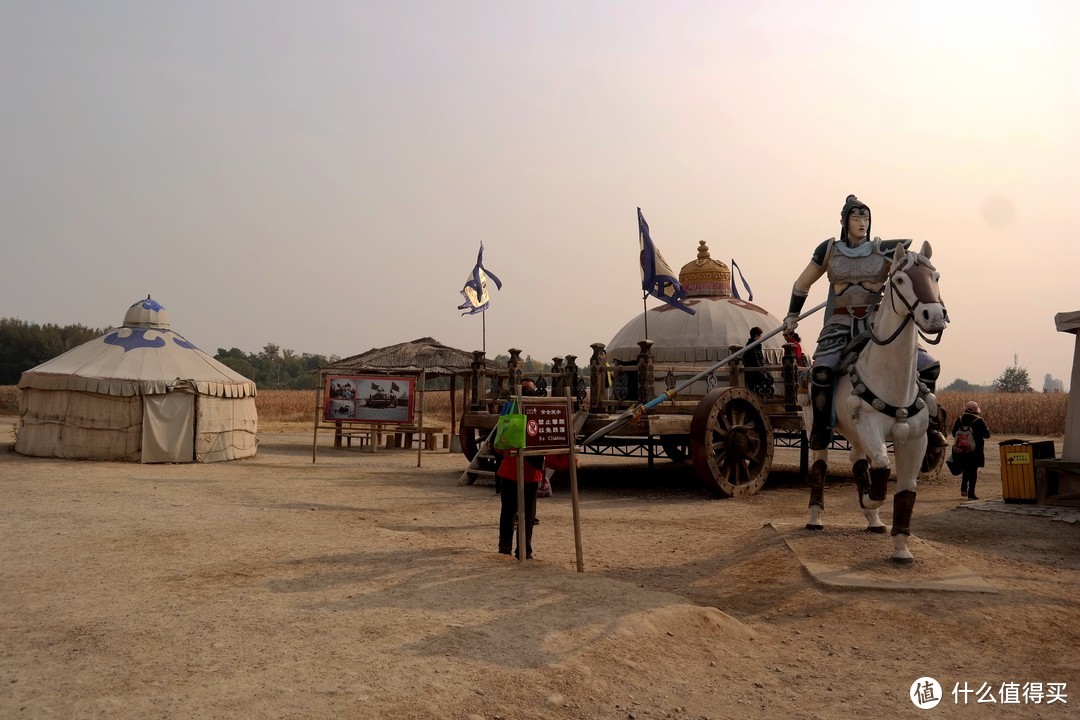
(312, 370, 323, 463)
(567, 387, 584, 572)
(513, 386, 527, 562)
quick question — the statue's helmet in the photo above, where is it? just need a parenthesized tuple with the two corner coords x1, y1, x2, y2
(840, 194, 871, 242)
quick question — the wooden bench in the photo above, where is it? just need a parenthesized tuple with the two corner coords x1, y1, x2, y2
(386, 430, 451, 450)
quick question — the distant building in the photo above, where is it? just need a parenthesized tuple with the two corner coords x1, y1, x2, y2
(1044, 373, 1065, 393)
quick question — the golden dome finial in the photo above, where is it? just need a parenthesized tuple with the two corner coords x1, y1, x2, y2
(696, 240, 711, 262)
(679, 241, 731, 298)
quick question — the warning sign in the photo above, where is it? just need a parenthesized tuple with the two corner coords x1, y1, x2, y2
(522, 399, 572, 449)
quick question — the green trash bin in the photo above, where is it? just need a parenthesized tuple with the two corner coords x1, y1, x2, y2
(999, 439, 1056, 503)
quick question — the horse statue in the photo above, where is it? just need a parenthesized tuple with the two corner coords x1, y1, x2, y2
(804, 241, 949, 564)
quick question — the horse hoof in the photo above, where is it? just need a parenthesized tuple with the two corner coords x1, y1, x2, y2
(866, 526, 887, 534)
(891, 556, 916, 565)
(805, 523, 824, 531)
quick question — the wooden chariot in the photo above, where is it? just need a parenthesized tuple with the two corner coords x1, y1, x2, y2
(458, 341, 810, 497)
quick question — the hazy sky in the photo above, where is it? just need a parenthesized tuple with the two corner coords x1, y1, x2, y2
(2, 1, 1078, 389)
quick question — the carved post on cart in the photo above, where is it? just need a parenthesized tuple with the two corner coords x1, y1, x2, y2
(727, 344, 745, 389)
(507, 348, 523, 396)
(469, 350, 486, 411)
(636, 340, 654, 402)
(564, 355, 579, 408)
(589, 343, 607, 413)
(782, 343, 798, 410)
(551, 357, 565, 399)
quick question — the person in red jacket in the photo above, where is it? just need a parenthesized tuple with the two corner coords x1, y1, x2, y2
(497, 379, 545, 559)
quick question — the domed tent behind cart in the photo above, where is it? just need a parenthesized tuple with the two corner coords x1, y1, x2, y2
(457, 240, 824, 497)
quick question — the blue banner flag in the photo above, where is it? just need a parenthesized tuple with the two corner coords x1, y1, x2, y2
(457, 242, 503, 315)
(638, 208, 694, 315)
(730, 259, 754, 302)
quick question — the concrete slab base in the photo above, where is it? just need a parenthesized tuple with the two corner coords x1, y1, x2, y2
(767, 522, 997, 593)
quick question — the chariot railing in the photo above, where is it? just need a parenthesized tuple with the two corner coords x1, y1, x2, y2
(463, 340, 807, 418)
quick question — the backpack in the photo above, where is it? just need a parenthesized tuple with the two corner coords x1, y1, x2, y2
(953, 425, 976, 454)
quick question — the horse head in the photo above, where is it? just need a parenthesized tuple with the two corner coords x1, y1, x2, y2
(888, 241, 949, 338)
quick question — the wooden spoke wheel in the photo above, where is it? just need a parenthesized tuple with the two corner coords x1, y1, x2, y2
(660, 435, 690, 464)
(690, 387, 774, 497)
(458, 416, 489, 460)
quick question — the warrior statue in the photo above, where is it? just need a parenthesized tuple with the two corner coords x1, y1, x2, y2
(783, 194, 947, 453)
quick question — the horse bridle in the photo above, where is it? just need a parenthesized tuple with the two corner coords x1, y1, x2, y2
(868, 253, 947, 347)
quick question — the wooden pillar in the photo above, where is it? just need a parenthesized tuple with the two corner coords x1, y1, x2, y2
(782, 342, 798, 410)
(417, 370, 425, 468)
(449, 372, 457, 434)
(469, 351, 485, 411)
(312, 370, 324, 464)
(564, 355, 579, 407)
(589, 343, 607, 413)
(728, 344, 745, 389)
(551, 357, 565, 399)
(636, 340, 654, 402)
(507, 348, 523, 395)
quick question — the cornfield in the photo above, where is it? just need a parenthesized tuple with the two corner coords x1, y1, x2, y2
(935, 392, 1067, 437)
(0, 386, 18, 415)
(0, 387, 1069, 436)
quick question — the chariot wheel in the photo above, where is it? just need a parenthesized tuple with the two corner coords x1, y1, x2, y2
(458, 416, 489, 460)
(660, 435, 690, 464)
(690, 387, 774, 497)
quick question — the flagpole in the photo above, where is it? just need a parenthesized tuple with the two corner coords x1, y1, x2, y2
(642, 292, 649, 340)
(482, 309, 487, 356)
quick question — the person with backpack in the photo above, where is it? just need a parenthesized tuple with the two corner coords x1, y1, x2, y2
(949, 400, 992, 500)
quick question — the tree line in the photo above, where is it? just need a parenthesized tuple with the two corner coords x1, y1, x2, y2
(214, 344, 337, 390)
(2, 316, 1053, 393)
(0, 318, 336, 390)
(0, 318, 108, 385)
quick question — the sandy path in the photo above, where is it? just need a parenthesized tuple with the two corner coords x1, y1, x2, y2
(2, 422, 1078, 719)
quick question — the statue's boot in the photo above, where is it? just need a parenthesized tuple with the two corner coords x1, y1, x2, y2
(809, 366, 835, 451)
(918, 363, 947, 472)
(919, 364, 948, 450)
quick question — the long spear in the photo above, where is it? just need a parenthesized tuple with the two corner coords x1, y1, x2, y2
(582, 301, 826, 445)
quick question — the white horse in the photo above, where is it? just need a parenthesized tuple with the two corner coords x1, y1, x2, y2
(804, 241, 949, 563)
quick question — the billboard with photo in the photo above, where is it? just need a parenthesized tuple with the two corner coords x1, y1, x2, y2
(324, 375, 415, 424)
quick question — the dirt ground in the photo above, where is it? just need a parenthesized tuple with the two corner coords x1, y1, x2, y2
(2, 419, 1078, 720)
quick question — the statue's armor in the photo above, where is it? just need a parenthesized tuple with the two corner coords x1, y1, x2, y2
(814, 238, 894, 365)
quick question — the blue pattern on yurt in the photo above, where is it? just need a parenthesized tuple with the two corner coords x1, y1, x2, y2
(104, 329, 167, 352)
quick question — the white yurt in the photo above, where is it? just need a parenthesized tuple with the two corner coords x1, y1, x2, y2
(607, 240, 786, 365)
(15, 297, 257, 463)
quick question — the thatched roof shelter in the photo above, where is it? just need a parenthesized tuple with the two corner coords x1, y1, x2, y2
(321, 337, 501, 377)
(317, 338, 502, 446)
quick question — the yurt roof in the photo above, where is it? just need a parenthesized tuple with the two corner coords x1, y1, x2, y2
(17, 297, 256, 398)
(323, 337, 500, 376)
(607, 240, 785, 363)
